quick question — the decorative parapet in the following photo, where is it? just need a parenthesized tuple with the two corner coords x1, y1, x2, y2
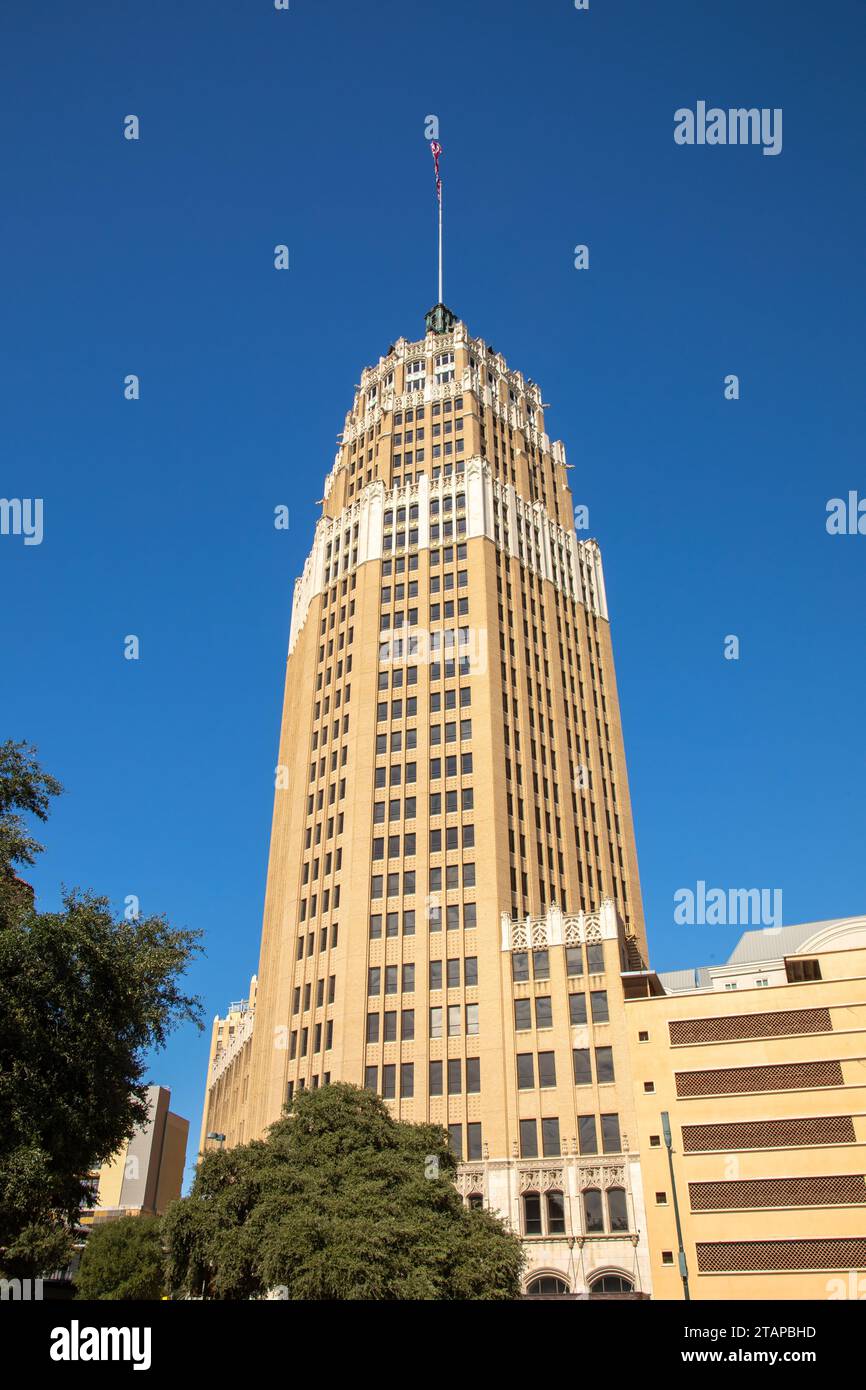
(500, 897, 623, 953)
(209, 1007, 255, 1087)
(287, 459, 609, 654)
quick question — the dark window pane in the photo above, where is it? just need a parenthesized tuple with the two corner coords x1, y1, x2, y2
(535, 996, 552, 1028)
(514, 998, 532, 1031)
(533, 949, 550, 980)
(541, 1117, 561, 1157)
(578, 1114, 598, 1154)
(519, 1119, 538, 1158)
(583, 1188, 604, 1233)
(565, 945, 583, 976)
(537, 1051, 556, 1088)
(512, 952, 529, 982)
(466, 1122, 482, 1161)
(607, 1187, 629, 1232)
(601, 1113, 622, 1153)
(569, 993, 588, 1025)
(596, 1046, 615, 1083)
(523, 1192, 542, 1236)
(516, 1053, 534, 1089)
(546, 1190, 566, 1235)
(590, 990, 609, 1022)
(586, 943, 605, 973)
(572, 1048, 592, 1085)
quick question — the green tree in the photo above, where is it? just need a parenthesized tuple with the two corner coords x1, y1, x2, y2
(0, 740, 203, 1278)
(164, 1083, 524, 1300)
(75, 1216, 165, 1300)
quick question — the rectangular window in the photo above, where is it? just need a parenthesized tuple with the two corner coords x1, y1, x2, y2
(538, 1051, 557, 1088)
(465, 1002, 479, 1035)
(566, 946, 583, 976)
(447, 1004, 461, 1036)
(366, 1012, 380, 1043)
(514, 998, 532, 1031)
(568, 993, 588, 1025)
(519, 1119, 538, 1159)
(447, 1058, 462, 1095)
(590, 990, 609, 1023)
(541, 1117, 561, 1158)
(578, 1114, 598, 1154)
(535, 996, 553, 1029)
(511, 952, 530, 983)
(517, 1053, 535, 1089)
(401, 1008, 414, 1040)
(368, 967, 381, 995)
(429, 960, 442, 990)
(429, 1059, 443, 1096)
(466, 1056, 481, 1093)
(401, 1062, 414, 1097)
(533, 950, 550, 980)
(596, 1046, 615, 1083)
(466, 1122, 482, 1162)
(601, 1113, 622, 1153)
(586, 943, 605, 973)
(430, 1006, 442, 1039)
(573, 1048, 592, 1085)
(364, 1065, 378, 1091)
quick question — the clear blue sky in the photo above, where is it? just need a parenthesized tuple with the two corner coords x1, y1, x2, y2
(2, 1, 864, 1187)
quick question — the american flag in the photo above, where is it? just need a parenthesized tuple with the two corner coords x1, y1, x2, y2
(430, 140, 442, 205)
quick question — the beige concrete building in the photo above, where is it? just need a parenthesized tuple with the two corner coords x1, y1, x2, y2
(198, 977, 257, 1153)
(81, 1085, 188, 1227)
(202, 303, 652, 1295)
(624, 916, 866, 1300)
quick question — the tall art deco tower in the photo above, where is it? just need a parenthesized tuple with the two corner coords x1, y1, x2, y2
(202, 304, 653, 1295)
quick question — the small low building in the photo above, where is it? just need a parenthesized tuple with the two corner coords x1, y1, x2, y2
(624, 915, 866, 1300)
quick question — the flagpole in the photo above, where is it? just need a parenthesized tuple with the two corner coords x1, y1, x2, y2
(438, 183, 443, 304)
(431, 140, 443, 306)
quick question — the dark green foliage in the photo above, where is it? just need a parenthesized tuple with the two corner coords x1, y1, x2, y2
(0, 740, 202, 1278)
(75, 1216, 165, 1300)
(164, 1084, 524, 1300)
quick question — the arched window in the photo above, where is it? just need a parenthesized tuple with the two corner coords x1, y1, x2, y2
(467, 1192, 483, 1210)
(526, 1274, 570, 1296)
(607, 1187, 629, 1232)
(522, 1192, 543, 1236)
(591, 1273, 634, 1294)
(582, 1187, 604, 1233)
(546, 1190, 566, 1235)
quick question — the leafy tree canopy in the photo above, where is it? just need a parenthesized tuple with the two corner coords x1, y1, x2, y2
(164, 1084, 524, 1300)
(75, 1215, 165, 1301)
(0, 740, 202, 1278)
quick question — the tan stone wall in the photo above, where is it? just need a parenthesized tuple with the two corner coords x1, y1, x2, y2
(205, 315, 651, 1293)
